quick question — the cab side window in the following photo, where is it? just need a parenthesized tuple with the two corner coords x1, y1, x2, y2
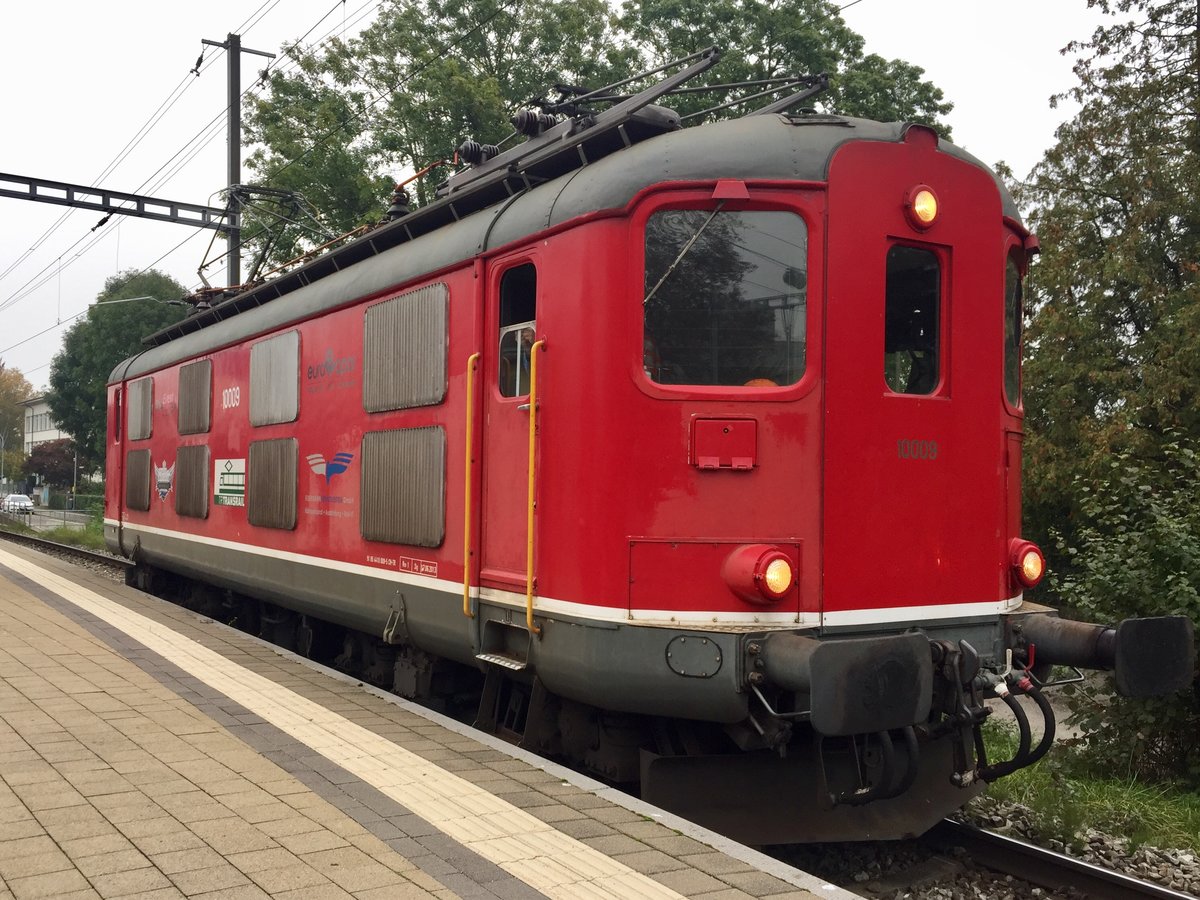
(1004, 253, 1022, 407)
(498, 264, 536, 398)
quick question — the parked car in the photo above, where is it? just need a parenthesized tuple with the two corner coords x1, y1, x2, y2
(2, 494, 33, 515)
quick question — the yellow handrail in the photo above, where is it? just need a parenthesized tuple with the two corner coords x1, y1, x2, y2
(462, 352, 480, 618)
(526, 339, 545, 636)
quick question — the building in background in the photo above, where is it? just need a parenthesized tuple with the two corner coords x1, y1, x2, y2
(22, 396, 65, 455)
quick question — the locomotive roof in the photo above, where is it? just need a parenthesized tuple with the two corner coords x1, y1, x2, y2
(111, 113, 1019, 384)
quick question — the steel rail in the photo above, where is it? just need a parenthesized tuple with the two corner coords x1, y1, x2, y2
(0, 526, 132, 571)
(928, 819, 1195, 900)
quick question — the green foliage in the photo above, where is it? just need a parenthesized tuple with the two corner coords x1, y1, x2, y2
(26, 438, 76, 489)
(1020, 0, 1200, 783)
(978, 719, 1200, 853)
(244, 0, 633, 264)
(1049, 438, 1200, 783)
(242, 0, 952, 268)
(617, 0, 951, 129)
(0, 362, 33, 479)
(46, 270, 189, 467)
(40, 515, 107, 553)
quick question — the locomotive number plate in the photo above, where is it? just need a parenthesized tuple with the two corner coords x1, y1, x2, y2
(896, 439, 939, 460)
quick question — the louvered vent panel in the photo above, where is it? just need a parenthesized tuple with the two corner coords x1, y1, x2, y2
(127, 377, 153, 440)
(363, 283, 448, 412)
(178, 360, 212, 435)
(361, 427, 445, 546)
(248, 438, 298, 530)
(250, 330, 299, 426)
(125, 450, 151, 511)
(175, 445, 210, 519)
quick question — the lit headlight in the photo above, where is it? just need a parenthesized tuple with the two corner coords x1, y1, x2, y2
(1009, 539, 1046, 589)
(721, 544, 796, 604)
(906, 184, 939, 229)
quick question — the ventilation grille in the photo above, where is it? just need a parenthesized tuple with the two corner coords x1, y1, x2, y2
(249, 438, 298, 530)
(178, 360, 212, 435)
(125, 450, 151, 511)
(363, 283, 448, 412)
(361, 427, 445, 546)
(175, 445, 210, 519)
(127, 378, 153, 440)
(250, 330, 299, 426)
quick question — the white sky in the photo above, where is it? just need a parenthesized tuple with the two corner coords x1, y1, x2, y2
(0, 0, 1109, 388)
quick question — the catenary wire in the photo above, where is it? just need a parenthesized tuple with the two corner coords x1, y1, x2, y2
(0, 1, 381, 318)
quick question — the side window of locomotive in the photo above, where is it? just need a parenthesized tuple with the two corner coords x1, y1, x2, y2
(1004, 253, 1022, 407)
(250, 330, 300, 426)
(884, 246, 941, 395)
(127, 377, 153, 440)
(178, 359, 212, 435)
(498, 263, 537, 398)
(643, 209, 807, 387)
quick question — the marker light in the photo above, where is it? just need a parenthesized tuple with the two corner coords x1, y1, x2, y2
(1009, 539, 1046, 589)
(906, 185, 939, 229)
(722, 544, 796, 604)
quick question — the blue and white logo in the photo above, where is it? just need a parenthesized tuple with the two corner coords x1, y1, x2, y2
(306, 451, 354, 484)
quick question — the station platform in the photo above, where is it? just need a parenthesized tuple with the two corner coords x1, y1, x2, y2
(0, 543, 854, 900)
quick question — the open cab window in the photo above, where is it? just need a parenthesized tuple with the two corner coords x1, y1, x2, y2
(643, 208, 807, 388)
(498, 263, 536, 398)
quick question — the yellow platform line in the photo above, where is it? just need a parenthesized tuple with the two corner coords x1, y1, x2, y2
(0, 547, 686, 900)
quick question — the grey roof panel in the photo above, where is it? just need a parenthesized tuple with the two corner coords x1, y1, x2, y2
(112, 114, 1019, 383)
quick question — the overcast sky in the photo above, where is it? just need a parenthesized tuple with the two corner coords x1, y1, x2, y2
(0, 0, 1109, 388)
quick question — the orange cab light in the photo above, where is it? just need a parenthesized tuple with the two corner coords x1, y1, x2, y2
(906, 185, 939, 229)
(721, 544, 796, 605)
(1009, 539, 1046, 589)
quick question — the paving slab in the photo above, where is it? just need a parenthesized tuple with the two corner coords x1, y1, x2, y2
(0, 543, 856, 899)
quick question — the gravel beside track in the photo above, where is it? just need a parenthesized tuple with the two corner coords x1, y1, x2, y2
(777, 794, 1198, 898)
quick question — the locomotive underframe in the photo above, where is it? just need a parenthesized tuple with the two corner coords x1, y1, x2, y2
(117, 522, 1160, 844)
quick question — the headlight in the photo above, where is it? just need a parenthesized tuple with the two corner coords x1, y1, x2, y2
(905, 184, 939, 229)
(1009, 539, 1045, 589)
(722, 544, 796, 604)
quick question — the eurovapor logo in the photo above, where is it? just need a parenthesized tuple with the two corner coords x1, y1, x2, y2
(304, 451, 355, 520)
(306, 451, 354, 484)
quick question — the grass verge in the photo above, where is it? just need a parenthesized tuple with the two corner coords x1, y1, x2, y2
(974, 718, 1200, 853)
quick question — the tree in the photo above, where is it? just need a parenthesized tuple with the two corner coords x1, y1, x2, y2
(618, 0, 953, 129)
(0, 363, 33, 485)
(1024, 0, 1200, 555)
(46, 270, 189, 467)
(243, 0, 633, 264)
(1021, 0, 1200, 783)
(241, 0, 951, 268)
(26, 438, 76, 489)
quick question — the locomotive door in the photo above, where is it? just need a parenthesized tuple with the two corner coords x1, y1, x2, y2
(479, 258, 539, 588)
(822, 127, 1006, 620)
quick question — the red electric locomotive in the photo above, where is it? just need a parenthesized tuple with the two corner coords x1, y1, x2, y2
(105, 50, 1193, 843)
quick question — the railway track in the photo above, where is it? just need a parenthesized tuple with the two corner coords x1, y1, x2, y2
(925, 819, 1196, 899)
(0, 525, 132, 573)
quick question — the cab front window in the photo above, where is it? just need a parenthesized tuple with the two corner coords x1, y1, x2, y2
(643, 208, 807, 387)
